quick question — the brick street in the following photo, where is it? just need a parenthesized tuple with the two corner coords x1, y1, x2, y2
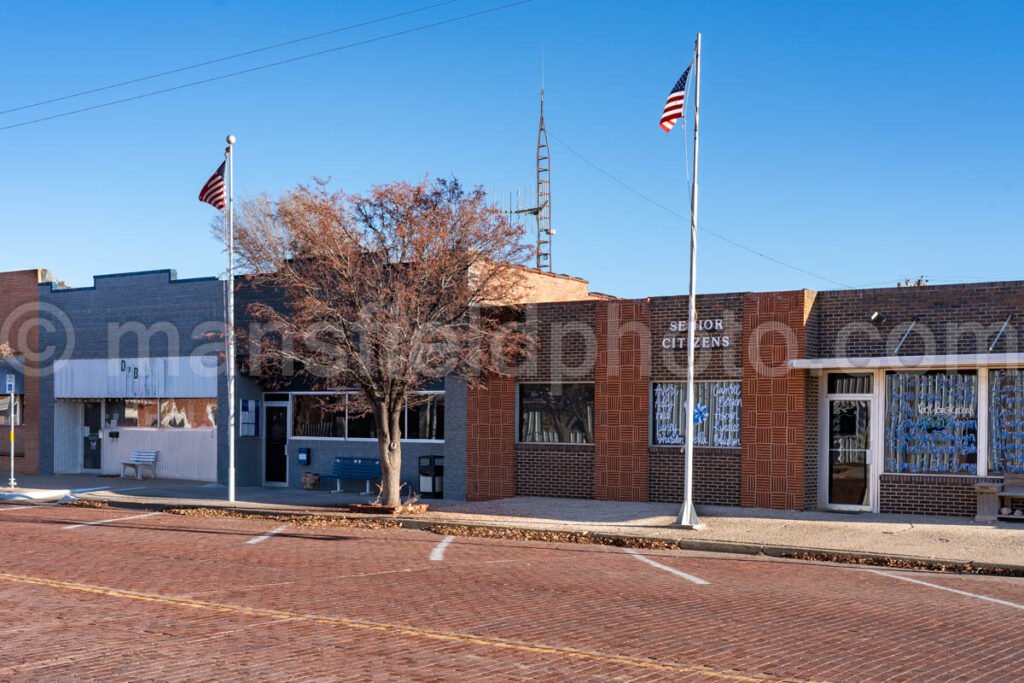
(0, 505, 1021, 682)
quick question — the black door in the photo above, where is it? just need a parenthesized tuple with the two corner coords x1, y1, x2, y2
(83, 401, 103, 470)
(265, 406, 288, 484)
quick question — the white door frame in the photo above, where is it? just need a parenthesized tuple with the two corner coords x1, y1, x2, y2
(819, 371, 882, 512)
(261, 399, 290, 487)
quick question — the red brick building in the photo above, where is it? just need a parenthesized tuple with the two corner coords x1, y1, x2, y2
(0, 269, 48, 475)
(467, 282, 1024, 517)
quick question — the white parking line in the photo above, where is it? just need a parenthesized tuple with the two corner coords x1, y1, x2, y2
(865, 569, 1024, 610)
(430, 535, 455, 561)
(625, 548, 709, 585)
(62, 512, 161, 530)
(246, 525, 290, 545)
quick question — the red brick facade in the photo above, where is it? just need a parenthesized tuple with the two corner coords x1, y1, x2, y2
(593, 301, 650, 501)
(0, 269, 43, 475)
(740, 290, 815, 510)
(465, 375, 516, 501)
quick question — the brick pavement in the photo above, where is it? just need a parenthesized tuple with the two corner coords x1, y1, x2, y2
(0, 504, 1021, 681)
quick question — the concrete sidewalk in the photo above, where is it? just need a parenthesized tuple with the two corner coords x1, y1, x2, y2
(8, 474, 1024, 569)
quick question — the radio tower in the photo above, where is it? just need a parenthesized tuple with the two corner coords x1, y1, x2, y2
(534, 89, 553, 271)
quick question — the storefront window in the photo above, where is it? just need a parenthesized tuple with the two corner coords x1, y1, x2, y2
(0, 395, 24, 426)
(652, 381, 741, 447)
(292, 394, 346, 438)
(407, 394, 444, 440)
(989, 369, 1024, 474)
(884, 371, 978, 474)
(827, 373, 873, 394)
(346, 396, 378, 439)
(105, 399, 158, 429)
(160, 398, 217, 429)
(519, 383, 594, 444)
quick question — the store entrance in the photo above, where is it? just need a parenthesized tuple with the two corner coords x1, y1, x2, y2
(827, 398, 872, 509)
(264, 405, 288, 485)
(82, 401, 103, 471)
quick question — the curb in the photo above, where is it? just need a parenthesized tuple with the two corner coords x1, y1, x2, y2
(65, 495, 1024, 576)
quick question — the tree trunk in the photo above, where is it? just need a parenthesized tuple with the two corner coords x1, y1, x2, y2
(376, 401, 404, 508)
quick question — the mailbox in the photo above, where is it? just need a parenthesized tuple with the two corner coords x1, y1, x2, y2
(297, 447, 311, 466)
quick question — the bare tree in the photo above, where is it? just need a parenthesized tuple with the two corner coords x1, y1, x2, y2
(232, 178, 532, 506)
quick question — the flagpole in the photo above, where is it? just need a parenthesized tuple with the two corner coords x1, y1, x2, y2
(226, 134, 237, 503)
(677, 33, 702, 528)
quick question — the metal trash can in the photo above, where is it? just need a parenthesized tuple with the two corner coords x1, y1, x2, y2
(418, 455, 444, 499)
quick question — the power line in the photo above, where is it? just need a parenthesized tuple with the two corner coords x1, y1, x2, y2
(0, 0, 531, 133)
(0, 0, 462, 117)
(550, 133, 853, 289)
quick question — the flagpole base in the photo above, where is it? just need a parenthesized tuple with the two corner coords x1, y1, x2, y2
(675, 499, 702, 529)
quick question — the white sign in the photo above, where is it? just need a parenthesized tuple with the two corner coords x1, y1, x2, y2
(662, 318, 732, 350)
(5, 374, 14, 394)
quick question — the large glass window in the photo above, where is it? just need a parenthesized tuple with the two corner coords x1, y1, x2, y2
(104, 399, 159, 429)
(407, 394, 444, 440)
(989, 369, 1024, 474)
(519, 383, 594, 444)
(0, 395, 24, 427)
(346, 395, 378, 439)
(884, 371, 978, 474)
(292, 394, 346, 438)
(160, 398, 217, 429)
(652, 381, 742, 447)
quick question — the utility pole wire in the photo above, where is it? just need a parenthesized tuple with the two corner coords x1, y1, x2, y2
(0, 0, 462, 117)
(0, 0, 531, 133)
(551, 133, 852, 289)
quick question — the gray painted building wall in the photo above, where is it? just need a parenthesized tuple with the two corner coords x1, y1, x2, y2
(37, 270, 226, 475)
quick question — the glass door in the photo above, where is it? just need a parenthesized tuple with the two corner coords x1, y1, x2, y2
(828, 399, 871, 508)
(82, 401, 103, 471)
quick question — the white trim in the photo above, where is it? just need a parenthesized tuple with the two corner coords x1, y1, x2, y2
(978, 369, 989, 478)
(821, 371, 877, 512)
(790, 353, 1024, 370)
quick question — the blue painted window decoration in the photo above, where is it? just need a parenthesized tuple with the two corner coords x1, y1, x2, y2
(988, 369, 1024, 474)
(652, 381, 741, 448)
(884, 371, 978, 475)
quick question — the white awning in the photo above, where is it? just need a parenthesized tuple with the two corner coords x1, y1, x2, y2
(789, 352, 1024, 370)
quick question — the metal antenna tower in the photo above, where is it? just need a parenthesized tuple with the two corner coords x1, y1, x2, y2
(514, 89, 553, 271)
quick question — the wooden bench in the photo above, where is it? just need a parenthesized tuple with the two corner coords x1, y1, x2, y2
(121, 450, 158, 480)
(321, 456, 381, 495)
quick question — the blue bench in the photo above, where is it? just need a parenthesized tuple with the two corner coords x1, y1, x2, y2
(321, 456, 381, 495)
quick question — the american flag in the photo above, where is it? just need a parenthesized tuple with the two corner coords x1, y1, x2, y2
(659, 64, 691, 133)
(198, 161, 227, 210)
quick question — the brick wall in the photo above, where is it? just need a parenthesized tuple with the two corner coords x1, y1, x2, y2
(594, 301, 650, 501)
(814, 281, 1024, 358)
(514, 445, 594, 498)
(741, 290, 814, 510)
(649, 294, 744, 381)
(879, 475, 1002, 517)
(648, 447, 741, 506)
(516, 301, 597, 382)
(465, 375, 516, 501)
(803, 374, 820, 509)
(0, 269, 43, 474)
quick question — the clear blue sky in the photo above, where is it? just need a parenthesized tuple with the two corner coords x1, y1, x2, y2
(1, 0, 1021, 297)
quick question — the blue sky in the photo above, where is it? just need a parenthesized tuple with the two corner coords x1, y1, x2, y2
(1, 0, 1021, 297)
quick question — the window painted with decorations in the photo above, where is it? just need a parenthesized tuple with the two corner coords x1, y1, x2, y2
(518, 383, 595, 445)
(988, 369, 1024, 474)
(884, 371, 978, 475)
(651, 381, 741, 448)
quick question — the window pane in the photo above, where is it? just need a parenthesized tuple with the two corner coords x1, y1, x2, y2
(989, 369, 1024, 474)
(652, 381, 741, 447)
(407, 394, 444, 440)
(292, 395, 345, 438)
(828, 373, 873, 394)
(519, 383, 594, 444)
(346, 394, 377, 439)
(160, 398, 217, 429)
(105, 399, 158, 428)
(884, 371, 978, 474)
(0, 395, 23, 427)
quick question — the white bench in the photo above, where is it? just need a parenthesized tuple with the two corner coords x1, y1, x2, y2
(121, 450, 158, 480)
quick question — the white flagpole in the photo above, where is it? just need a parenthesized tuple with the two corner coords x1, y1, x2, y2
(677, 33, 702, 528)
(226, 134, 237, 503)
